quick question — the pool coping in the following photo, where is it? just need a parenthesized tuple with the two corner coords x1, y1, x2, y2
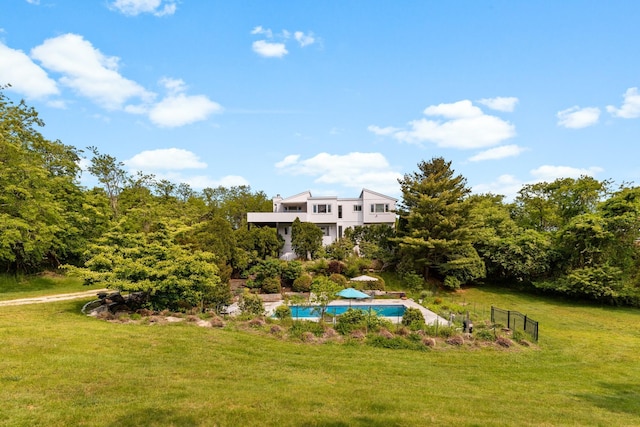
(265, 298, 449, 325)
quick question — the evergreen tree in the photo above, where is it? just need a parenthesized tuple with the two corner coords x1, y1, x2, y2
(395, 157, 484, 287)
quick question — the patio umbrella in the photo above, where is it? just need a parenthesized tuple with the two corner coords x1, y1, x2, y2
(337, 288, 370, 306)
(349, 274, 379, 283)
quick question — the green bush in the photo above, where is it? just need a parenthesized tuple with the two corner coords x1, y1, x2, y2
(366, 335, 426, 351)
(335, 308, 366, 335)
(357, 274, 385, 291)
(329, 273, 348, 287)
(274, 304, 291, 320)
(401, 307, 425, 328)
(261, 276, 282, 294)
(289, 320, 326, 338)
(305, 258, 329, 275)
(240, 291, 264, 316)
(443, 275, 461, 290)
(292, 274, 312, 292)
(403, 272, 426, 292)
(281, 261, 303, 285)
(474, 328, 495, 341)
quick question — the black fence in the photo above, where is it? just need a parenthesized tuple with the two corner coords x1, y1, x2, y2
(491, 306, 538, 341)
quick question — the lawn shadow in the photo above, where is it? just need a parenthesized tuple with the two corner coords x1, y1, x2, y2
(108, 408, 198, 427)
(576, 382, 640, 416)
(0, 275, 58, 294)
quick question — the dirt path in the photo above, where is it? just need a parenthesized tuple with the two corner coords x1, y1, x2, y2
(0, 289, 108, 307)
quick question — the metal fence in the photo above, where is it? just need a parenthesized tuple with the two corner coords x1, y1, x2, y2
(491, 306, 538, 341)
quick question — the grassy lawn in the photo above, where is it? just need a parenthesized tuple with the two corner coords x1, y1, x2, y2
(1, 285, 639, 426)
(0, 273, 103, 301)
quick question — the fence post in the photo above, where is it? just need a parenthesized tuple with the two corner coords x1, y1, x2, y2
(507, 310, 511, 330)
(524, 315, 527, 333)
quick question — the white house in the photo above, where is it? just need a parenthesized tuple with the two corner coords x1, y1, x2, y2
(247, 189, 397, 258)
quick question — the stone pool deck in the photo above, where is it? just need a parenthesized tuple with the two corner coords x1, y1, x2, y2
(264, 298, 448, 325)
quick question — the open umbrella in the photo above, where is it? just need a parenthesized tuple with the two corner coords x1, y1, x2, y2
(337, 287, 370, 306)
(349, 274, 379, 283)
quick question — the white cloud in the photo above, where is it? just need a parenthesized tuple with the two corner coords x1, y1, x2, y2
(251, 26, 273, 38)
(125, 148, 207, 171)
(371, 100, 515, 149)
(250, 26, 318, 57)
(530, 165, 603, 181)
(275, 152, 402, 195)
(252, 40, 288, 58)
(468, 145, 528, 162)
(478, 96, 518, 112)
(606, 87, 640, 119)
(109, 0, 177, 17)
(275, 154, 300, 168)
(368, 125, 400, 136)
(26, 0, 40, 4)
(159, 76, 187, 95)
(294, 31, 315, 47)
(0, 42, 59, 99)
(148, 93, 222, 127)
(191, 174, 249, 189)
(557, 106, 600, 129)
(473, 174, 523, 200)
(30, 33, 153, 110)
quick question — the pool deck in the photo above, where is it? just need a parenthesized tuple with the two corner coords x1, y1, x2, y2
(265, 298, 448, 325)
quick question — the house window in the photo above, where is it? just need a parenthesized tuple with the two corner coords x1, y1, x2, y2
(320, 226, 330, 236)
(338, 225, 343, 238)
(353, 205, 362, 212)
(371, 203, 389, 213)
(338, 205, 342, 219)
(313, 204, 331, 214)
(284, 227, 288, 235)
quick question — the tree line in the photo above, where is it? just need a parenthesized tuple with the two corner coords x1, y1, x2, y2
(2, 89, 639, 308)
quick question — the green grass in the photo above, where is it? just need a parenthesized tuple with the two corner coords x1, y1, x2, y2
(1, 284, 639, 426)
(0, 273, 103, 301)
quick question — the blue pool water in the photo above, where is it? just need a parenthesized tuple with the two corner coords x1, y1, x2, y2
(287, 304, 406, 318)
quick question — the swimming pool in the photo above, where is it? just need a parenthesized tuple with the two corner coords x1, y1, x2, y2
(287, 304, 406, 318)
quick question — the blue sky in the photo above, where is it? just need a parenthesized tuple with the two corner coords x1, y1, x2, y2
(2, 1, 640, 200)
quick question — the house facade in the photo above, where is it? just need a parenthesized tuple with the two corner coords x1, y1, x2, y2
(247, 189, 397, 258)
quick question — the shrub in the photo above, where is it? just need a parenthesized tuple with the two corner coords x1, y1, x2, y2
(210, 317, 224, 328)
(305, 258, 329, 275)
(474, 328, 495, 341)
(323, 327, 339, 339)
(240, 291, 264, 316)
(496, 336, 513, 348)
(360, 274, 385, 291)
(248, 317, 265, 328)
(510, 329, 533, 344)
(446, 335, 465, 346)
(344, 257, 372, 277)
(443, 275, 461, 290)
(274, 304, 291, 320)
(422, 337, 436, 347)
(335, 308, 366, 335)
(403, 272, 426, 292)
(292, 274, 312, 292)
(329, 273, 348, 287)
(367, 335, 425, 351)
(281, 261, 303, 285)
(350, 330, 366, 339)
(328, 260, 346, 274)
(301, 331, 316, 343)
(261, 276, 282, 294)
(379, 328, 394, 339)
(401, 307, 425, 328)
(289, 320, 325, 338)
